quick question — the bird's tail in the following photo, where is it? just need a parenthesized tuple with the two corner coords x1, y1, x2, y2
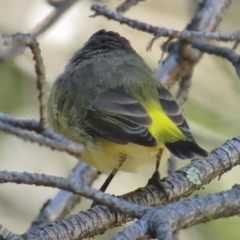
(165, 140, 210, 159)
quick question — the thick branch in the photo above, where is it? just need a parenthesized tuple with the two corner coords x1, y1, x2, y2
(0, 137, 239, 239)
(113, 185, 240, 240)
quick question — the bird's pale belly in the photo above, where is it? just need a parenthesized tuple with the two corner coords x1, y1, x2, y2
(81, 139, 170, 173)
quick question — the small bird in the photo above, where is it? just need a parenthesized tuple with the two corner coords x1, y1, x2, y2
(48, 29, 209, 192)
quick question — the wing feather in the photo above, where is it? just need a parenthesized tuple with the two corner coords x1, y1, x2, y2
(86, 88, 157, 147)
(158, 87, 194, 141)
(158, 87, 209, 159)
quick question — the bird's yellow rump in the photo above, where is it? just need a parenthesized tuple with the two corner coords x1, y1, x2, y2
(48, 29, 209, 191)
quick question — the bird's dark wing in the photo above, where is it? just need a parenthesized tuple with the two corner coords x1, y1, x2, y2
(158, 87, 209, 159)
(86, 89, 157, 147)
(158, 87, 194, 140)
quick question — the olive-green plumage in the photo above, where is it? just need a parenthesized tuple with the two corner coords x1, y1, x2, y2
(48, 29, 209, 175)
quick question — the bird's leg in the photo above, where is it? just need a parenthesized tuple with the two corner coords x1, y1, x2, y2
(149, 148, 163, 183)
(100, 153, 126, 192)
(155, 148, 163, 173)
(91, 153, 126, 207)
(148, 148, 169, 201)
(99, 167, 120, 192)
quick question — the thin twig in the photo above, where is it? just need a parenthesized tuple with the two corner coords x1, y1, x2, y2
(0, 34, 47, 129)
(116, 0, 145, 13)
(0, 112, 41, 132)
(0, 0, 78, 61)
(190, 39, 240, 78)
(0, 120, 84, 156)
(91, 3, 239, 42)
(0, 112, 78, 145)
(232, 40, 240, 50)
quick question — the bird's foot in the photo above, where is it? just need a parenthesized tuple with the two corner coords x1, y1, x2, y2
(147, 171, 169, 202)
(91, 200, 99, 208)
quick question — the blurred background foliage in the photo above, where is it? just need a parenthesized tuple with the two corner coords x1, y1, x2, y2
(0, 0, 239, 239)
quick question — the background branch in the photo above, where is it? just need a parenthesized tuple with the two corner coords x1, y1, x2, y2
(0, 33, 48, 128)
(116, 0, 145, 13)
(157, 0, 231, 88)
(190, 39, 240, 78)
(0, 0, 78, 61)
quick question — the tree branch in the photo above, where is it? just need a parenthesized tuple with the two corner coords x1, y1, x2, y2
(116, 0, 145, 13)
(0, 33, 48, 128)
(0, 0, 79, 61)
(27, 162, 98, 232)
(190, 39, 240, 78)
(0, 137, 239, 239)
(91, 1, 235, 42)
(0, 116, 84, 156)
(156, 0, 231, 88)
(111, 185, 240, 240)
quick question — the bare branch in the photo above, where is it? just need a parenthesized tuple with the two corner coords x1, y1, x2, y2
(156, 0, 231, 88)
(0, 33, 47, 129)
(0, 224, 20, 240)
(116, 0, 145, 13)
(0, 112, 84, 149)
(0, 0, 78, 61)
(91, 2, 236, 42)
(0, 112, 41, 132)
(2, 184, 240, 239)
(168, 185, 240, 230)
(112, 185, 240, 240)
(190, 39, 240, 78)
(28, 162, 98, 232)
(0, 171, 142, 215)
(0, 118, 84, 156)
(151, 185, 240, 239)
(0, 137, 239, 239)
(110, 219, 149, 240)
